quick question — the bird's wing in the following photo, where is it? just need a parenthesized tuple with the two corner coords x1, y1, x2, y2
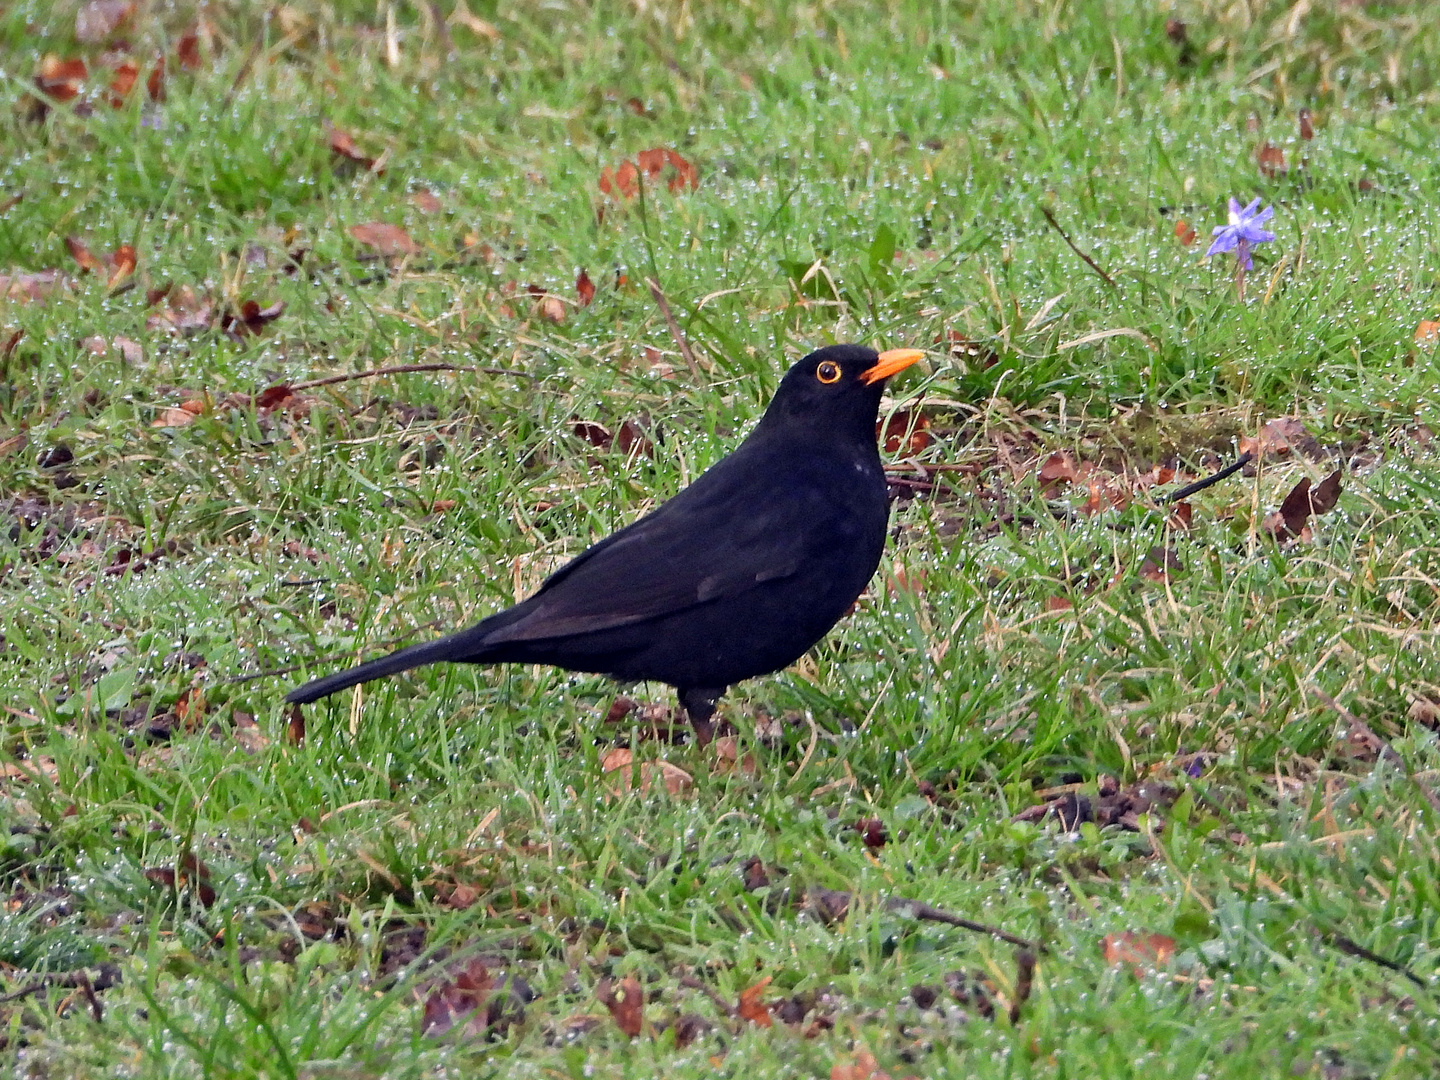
(483, 458, 826, 644)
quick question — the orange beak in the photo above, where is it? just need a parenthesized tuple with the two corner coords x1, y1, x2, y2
(859, 348, 926, 385)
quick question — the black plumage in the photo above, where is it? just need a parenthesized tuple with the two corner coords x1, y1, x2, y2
(285, 343, 924, 738)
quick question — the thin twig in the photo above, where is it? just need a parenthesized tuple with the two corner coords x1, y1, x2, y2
(0, 965, 121, 1005)
(678, 974, 738, 1017)
(645, 277, 702, 381)
(1040, 207, 1118, 289)
(290, 362, 531, 392)
(1310, 688, 1440, 818)
(884, 897, 1043, 952)
(1167, 452, 1254, 503)
(1324, 930, 1425, 989)
(220, 33, 267, 111)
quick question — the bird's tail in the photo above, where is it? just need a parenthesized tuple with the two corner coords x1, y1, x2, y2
(284, 622, 501, 704)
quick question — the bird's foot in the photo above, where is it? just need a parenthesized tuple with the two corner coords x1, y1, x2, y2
(678, 686, 726, 748)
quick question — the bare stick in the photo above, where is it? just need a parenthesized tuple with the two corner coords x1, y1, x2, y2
(884, 897, 1043, 952)
(1324, 930, 1425, 989)
(1040, 207, 1118, 289)
(1310, 688, 1440, 818)
(290, 362, 531, 392)
(645, 277, 702, 381)
(1167, 452, 1253, 503)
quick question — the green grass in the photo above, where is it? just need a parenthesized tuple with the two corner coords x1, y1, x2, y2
(3, 0, 1440, 1076)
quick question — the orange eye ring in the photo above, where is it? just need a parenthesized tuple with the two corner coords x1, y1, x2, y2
(816, 361, 842, 384)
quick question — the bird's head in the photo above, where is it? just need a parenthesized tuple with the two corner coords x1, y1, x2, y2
(757, 344, 926, 443)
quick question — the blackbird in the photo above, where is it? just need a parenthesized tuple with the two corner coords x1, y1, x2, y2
(286, 343, 925, 738)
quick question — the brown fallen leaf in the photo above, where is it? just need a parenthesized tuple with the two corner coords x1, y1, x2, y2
(1102, 931, 1175, 975)
(1173, 219, 1197, 246)
(1256, 142, 1286, 178)
(152, 407, 198, 428)
(1138, 546, 1181, 583)
(736, 976, 773, 1028)
(146, 56, 165, 101)
(327, 124, 385, 173)
(599, 160, 640, 199)
(35, 56, 88, 102)
(1238, 417, 1316, 461)
(1298, 108, 1315, 140)
(1038, 450, 1078, 492)
(877, 410, 931, 455)
(65, 237, 105, 274)
(348, 222, 419, 257)
(420, 959, 498, 1038)
(537, 295, 566, 323)
(176, 30, 202, 71)
(1415, 320, 1439, 348)
(597, 974, 644, 1038)
(576, 267, 596, 306)
(711, 735, 759, 777)
(410, 189, 443, 213)
(107, 60, 139, 106)
(76, 1, 136, 43)
(232, 712, 270, 754)
(1266, 468, 1342, 540)
(1, 270, 66, 303)
(287, 704, 306, 746)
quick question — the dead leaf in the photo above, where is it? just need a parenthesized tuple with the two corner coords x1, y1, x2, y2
(1267, 469, 1342, 540)
(146, 56, 165, 101)
(348, 222, 418, 257)
(254, 384, 294, 411)
(642, 761, 693, 796)
(1044, 595, 1074, 612)
(410, 189, 443, 213)
(176, 31, 202, 71)
(1238, 417, 1315, 461)
(599, 160, 639, 199)
(1038, 451, 1078, 492)
(174, 687, 206, 730)
(853, 818, 888, 849)
(76, 1, 136, 43)
(737, 976, 773, 1028)
(1, 270, 66, 303)
(1138, 546, 1181, 583)
(1168, 500, 1193, 531)
(831, 1051, 894, 1080)
(1102, 931, 1175, 975)
(1173, 219, 1197, 246)
(537, 295, 566, 322)
(107, 245, 136, 288)
(144, 853, 216, 906)
(576, 268, 596, 307)
(597, 975, 644, 1038)
(35, 56, 88, 101)
(421, 958, 499, 1038)
(327, 124, 385, 173)
(711, 735, 759, 777)
(152, 407, 198, 428)
(232, 712, 270, 753)
(222, 299, 285, 337)
(1256, 142, 1287, 178)
(877, 411, 931, 455)
(1298, 108, 1314, 140)
(287, 704, 306, 746)
(65, 237, 105, 274)
(1415, 320, 1440, 347)
(107, 60, 138, 106)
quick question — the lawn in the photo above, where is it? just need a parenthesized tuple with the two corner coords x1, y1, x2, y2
(3, 0, 1440, 1076)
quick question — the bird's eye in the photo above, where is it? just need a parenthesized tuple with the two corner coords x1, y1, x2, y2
(816, 361, 842, 384)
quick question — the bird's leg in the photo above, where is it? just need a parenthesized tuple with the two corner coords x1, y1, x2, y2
(678, 686, 725, 747)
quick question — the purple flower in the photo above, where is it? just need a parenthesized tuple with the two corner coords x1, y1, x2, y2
(1206, 197, 1275, 271)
